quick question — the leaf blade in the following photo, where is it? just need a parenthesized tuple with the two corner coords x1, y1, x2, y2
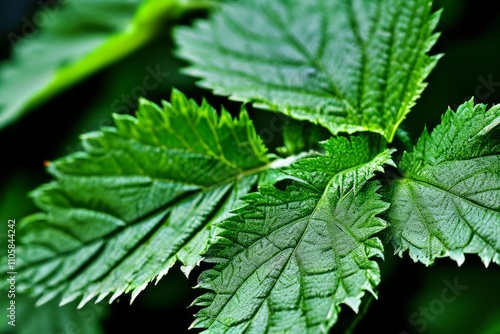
(387, 100, 500, 266)
(175, 0, 440, 141)
(194, 135, 394, 333)
(2, 90, 272, 307)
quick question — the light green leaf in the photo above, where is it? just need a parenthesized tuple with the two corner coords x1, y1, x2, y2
(0, 0, 209, 129)
(387, 99, 500, 266)
(193, 135, 394, 333)
(175, 0, 441, 142)
(1, 90, 271, 307)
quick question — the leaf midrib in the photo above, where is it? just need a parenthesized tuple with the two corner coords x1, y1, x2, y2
(209, 153, 386, 331)
(20, 151, 304, 279)
(401, 172, 500, 213)
(399, 177, 500, 254)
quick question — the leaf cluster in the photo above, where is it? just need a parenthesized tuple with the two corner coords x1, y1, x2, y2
(1, 0, 499, 333)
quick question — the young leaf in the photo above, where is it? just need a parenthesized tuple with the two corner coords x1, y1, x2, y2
(0, 0, 209, 129)
(387, 99, 500, 266)
(193, 135, 394, 333)
(175, 0, 441, 142)
(2, 90, 271, 308)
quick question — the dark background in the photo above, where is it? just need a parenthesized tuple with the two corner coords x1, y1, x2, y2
(1, 0, 500, 333)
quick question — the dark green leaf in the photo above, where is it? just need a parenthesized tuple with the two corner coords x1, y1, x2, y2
(175, 0, 441, 141)
(1, 90, 270, 307)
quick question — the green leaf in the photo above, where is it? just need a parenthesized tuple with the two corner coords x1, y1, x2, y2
(387, 99, 500, 266)
(175, 0, 441, 142)
(193, 135, 394, 333)
(2, 90, 271, 307)
(0, 0, 209, 129)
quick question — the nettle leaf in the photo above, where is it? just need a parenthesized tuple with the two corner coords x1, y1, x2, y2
(0, 0, 209, 129)
(175, 0, 441, 142)
(193, 135, 394, 333)
(5, 90, 271, 307)
(387, 99, 500, 266)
